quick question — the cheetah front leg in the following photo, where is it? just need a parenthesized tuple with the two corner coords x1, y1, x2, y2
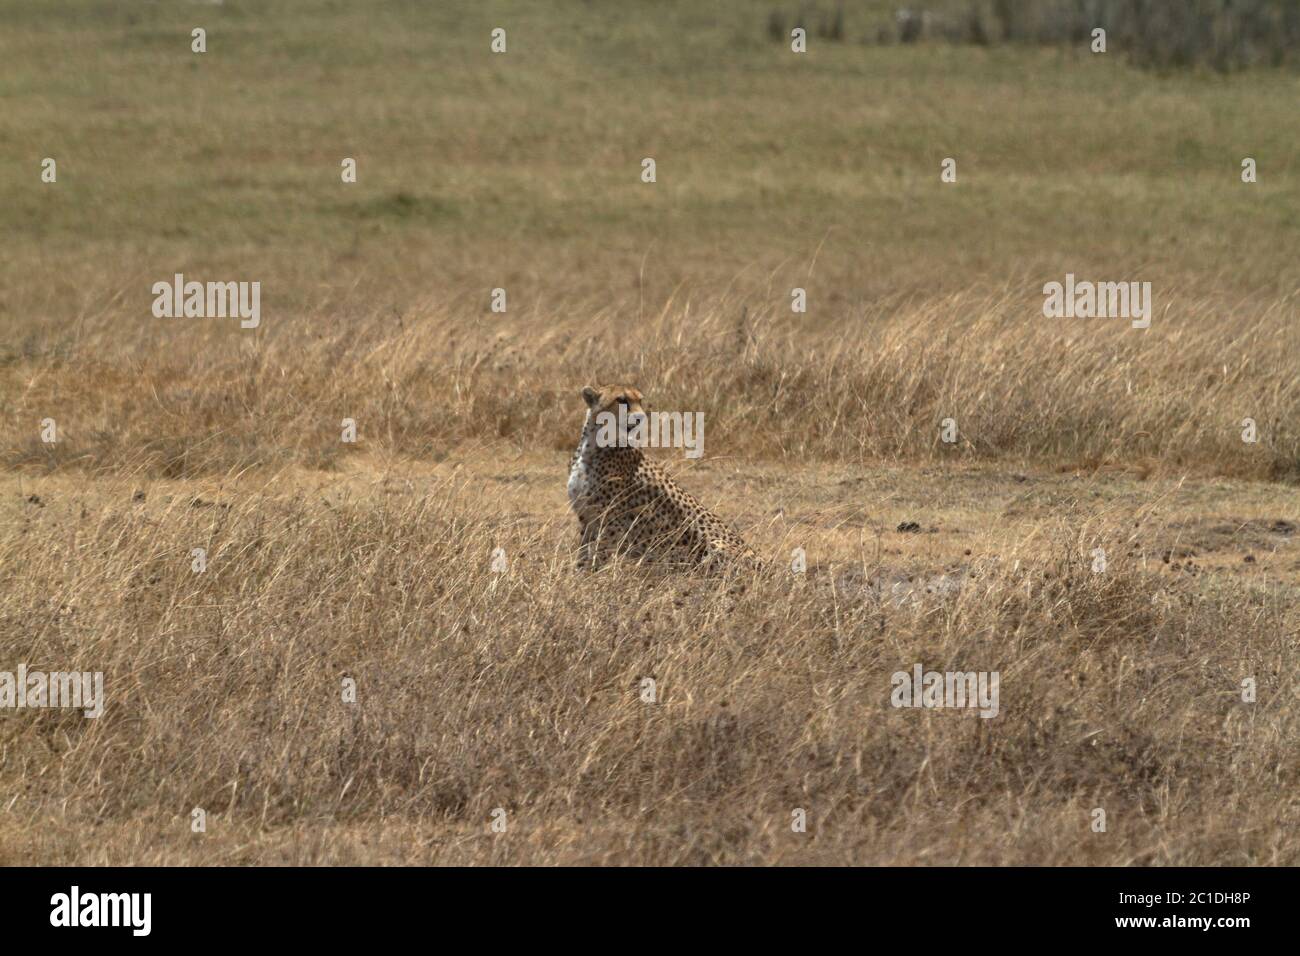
(576, 519, 606, 571)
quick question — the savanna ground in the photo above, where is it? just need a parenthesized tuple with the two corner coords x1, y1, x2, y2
(0, 1, 1297, 865)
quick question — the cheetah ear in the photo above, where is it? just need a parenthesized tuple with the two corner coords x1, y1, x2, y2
(581, 385, 600, 408)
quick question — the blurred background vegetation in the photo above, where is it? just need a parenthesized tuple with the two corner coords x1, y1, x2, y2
(0, 0, 1294, 339)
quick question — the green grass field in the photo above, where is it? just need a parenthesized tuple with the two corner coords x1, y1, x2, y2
(2, 0, 1295, 328)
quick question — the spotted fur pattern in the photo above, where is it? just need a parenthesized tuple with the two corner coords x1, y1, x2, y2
(568, 385, 761, 571)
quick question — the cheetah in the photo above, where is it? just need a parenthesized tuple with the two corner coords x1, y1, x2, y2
(567, 384, 761, 571)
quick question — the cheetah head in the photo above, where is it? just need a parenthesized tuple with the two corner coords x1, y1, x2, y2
(581, 384, 647, 448)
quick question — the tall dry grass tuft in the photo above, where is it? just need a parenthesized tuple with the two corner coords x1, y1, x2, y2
(3, 289, 1296, 482)
(1, 476, 1296, 864)
(864, 0, 1300, 71)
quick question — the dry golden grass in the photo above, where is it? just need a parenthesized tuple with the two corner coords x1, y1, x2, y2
(4, 288, 1297, 481)
(1, 430, 1298, 864)
(2, 291, 1299, 866)
(1, 1, 1297, 866)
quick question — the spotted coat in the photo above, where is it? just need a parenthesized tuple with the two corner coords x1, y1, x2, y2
(567, 385, 761, 571)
